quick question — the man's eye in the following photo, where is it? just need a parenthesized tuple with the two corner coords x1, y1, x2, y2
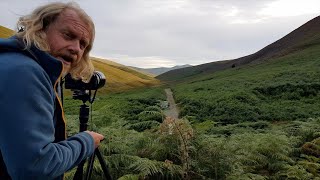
(64, 32, 73, 39)
(80, 41, 87, 49)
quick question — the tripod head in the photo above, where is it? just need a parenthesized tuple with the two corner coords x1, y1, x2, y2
(64, 71, 106, 104)
(72, 90, 91, 104)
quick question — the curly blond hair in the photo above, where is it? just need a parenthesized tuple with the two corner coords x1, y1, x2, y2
(15, 2, 95, 82)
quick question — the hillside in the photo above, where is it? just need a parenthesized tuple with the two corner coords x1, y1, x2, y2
(157, 15, 320, 82)
(165, 25, 320, 179)
(91, 57, 161, 93)
(162, 14, 320, 124)
(0, 25, 14, 38)
(0, 26, 160, 93)
(173, 44, 320, 123)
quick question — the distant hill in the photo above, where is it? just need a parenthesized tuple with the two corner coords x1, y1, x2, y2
(157, 15, 320, 82)
(131, 64, 192, 76)
(0, 25, 160, 93)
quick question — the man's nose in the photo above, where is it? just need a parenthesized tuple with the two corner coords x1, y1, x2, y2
(69, 40, 81, 55)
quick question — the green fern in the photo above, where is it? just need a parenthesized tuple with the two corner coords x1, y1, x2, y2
(275, 165, 313, 180)
(118, 174, 139, 180)
(145, 105, 162, 112)
(126, 121, 160, 132)
(107, 154, 183, 179)
(129, 157, 164, 176)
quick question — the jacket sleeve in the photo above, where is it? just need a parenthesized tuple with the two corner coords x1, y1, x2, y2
(0, 63, 95, 179)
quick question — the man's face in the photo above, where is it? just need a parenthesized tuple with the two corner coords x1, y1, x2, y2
(45, 9, 91, 76)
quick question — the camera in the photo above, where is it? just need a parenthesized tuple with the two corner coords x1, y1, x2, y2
(65, 71, 106, 90)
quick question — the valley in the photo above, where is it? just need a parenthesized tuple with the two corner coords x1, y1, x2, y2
(1, 15, 320, 180)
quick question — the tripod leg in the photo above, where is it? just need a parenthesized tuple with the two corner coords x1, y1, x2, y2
(73, 160, 85, 180)
(96, 148, 113, 180)
(85, 153, 96, 180)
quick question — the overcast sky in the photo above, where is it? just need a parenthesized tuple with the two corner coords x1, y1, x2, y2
(0, 0, 319, 68)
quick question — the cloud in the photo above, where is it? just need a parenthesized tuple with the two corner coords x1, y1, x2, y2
(102, 54, 178, 68)
(259, 0, 320, 17)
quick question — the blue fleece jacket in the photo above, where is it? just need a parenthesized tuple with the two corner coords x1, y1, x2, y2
(0, 37, 95, 179)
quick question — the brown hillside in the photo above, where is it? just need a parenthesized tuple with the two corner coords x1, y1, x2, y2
(0, 26, 14, 38)
(157, 15, 320, 82)
(91, 57, 160, 93)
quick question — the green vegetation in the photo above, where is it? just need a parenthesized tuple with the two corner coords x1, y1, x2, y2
(174, 45, 320, 124)
(63, 44, 320, 179)
(2, 17, 319, 179)
(169, 44, 320, 179)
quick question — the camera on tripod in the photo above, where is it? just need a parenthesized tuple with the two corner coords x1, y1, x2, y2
(63, 71, 112, 180)
(65, 71, 106, 90)
(64, 71, 106, 102)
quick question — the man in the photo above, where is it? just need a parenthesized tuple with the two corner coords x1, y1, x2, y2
(0, 2, 104, 179)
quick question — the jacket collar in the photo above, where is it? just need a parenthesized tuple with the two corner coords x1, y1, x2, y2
(0, 36, 63, 85)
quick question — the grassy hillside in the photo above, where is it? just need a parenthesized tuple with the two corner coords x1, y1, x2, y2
(0, 25, 14, 38)
(91, 57, 161, 93)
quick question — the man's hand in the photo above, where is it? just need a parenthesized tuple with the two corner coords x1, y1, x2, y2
(85, 131, 105, 149)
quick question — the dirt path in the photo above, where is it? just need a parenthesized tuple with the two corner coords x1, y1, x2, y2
(164, 88, 179, 119)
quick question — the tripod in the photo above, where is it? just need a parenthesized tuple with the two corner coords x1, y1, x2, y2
(72, 91, 112, 180)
